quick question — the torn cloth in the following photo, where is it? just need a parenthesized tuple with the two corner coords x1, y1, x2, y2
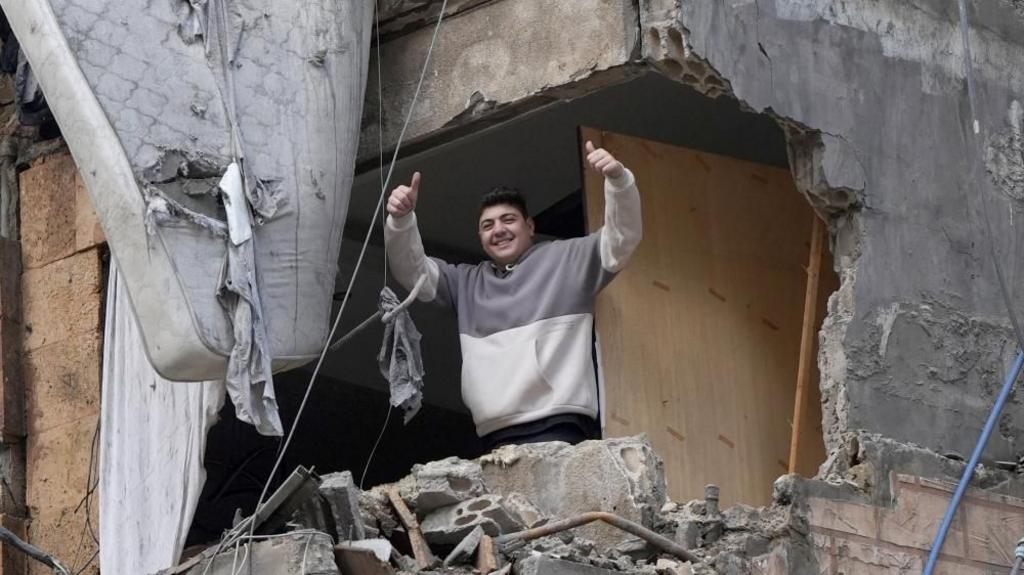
(377, 287, 425, 423)
(217, 238, 282, 436)
(100, 261, 226, 574)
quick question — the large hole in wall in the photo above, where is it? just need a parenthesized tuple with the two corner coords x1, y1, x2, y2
(187, 72, 839, 545)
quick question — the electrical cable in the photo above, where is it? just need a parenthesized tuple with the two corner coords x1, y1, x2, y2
(205, 0, 450, 557)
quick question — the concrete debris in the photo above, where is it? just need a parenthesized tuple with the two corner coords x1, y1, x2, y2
(335, 542, 395, 575)
(183, 437, 818, 574)
(514, 554, 629, 575)
(360, 488, 400, 539)
(321, 471, 366, 541)
(480, 436, 667, 548)
(502, 492, 546, 528)
(421, 494, 524, 544)
(442, 525, 484, 566)
(654, 558, 692, 575)
(177, 531, 338, 575)
(400, 456, 487, 515)
(339, 538, 392, 562)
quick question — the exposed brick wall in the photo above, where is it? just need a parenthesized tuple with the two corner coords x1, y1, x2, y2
(751, 474, 1024, 573)
(17, 150, 105, 575)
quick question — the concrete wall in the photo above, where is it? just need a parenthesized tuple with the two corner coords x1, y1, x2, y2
(366, 0, 1024, 478)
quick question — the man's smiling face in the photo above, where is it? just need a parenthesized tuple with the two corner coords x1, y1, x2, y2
(478, 203, 535, 266)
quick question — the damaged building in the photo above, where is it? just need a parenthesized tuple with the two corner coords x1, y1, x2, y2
(0, 0, 1022, 572)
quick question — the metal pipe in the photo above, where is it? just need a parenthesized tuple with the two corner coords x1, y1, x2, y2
(1010, 536, 1024, 575)
(0, 526, 70, 575)
(494, 511, 697, 563)
(924, 350, 1024, 574)
(328, 273, 427, 353)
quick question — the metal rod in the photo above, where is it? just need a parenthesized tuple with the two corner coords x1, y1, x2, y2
(925, 350, 1024, 573)
(327, 273, 427, 353)
(1010, 536, 1024, 575)
(494, 511, 697, 563)
(0, 526, 70, 575)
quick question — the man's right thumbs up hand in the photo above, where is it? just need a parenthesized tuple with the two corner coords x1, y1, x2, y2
(387, 171, 421, 218)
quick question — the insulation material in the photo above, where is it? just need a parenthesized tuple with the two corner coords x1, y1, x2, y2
(99, 263, 226, 574)
(2, 1, 375, 433)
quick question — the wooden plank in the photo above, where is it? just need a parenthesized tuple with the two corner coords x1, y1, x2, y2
(476, 534, 499, 572)
(788, 216, 825, 474)
(582, 128, 836, 506)
(386, 487, 437, 570)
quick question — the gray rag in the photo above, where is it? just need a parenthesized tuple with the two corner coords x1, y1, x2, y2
(377, 287, 425, 423)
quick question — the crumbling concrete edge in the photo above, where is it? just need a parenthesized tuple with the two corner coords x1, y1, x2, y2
(640, 4, 870, 483)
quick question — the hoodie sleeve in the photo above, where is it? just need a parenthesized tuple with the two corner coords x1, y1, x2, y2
(598, 167, 642, 273)
(384, 212, 441, 302)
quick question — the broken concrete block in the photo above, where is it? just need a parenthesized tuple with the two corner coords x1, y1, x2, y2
(443, 524, 484, 566)
(723, 504, 761, 531)
(401, 456, 487, 515)
(360, 487, 399, 538)
(337, 538, 392, 562)
(503, 492, 546, 528)
(513, 555, 625, 575)
(655, 558, 692, 575)
(180, 532, 339, 574)
(321, 471, 366, 541)
(421, 494, 524, 545)
(334, 544, 395, 575)
(480, 436, 667, 549)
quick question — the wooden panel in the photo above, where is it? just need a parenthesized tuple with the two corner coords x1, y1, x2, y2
(793, 239, 838, 477)
(582, 128, 835, 506)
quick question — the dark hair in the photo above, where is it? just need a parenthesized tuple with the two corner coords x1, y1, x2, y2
(480, 186, 529, 219)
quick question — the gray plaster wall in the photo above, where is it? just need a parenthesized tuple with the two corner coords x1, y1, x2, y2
(364, 0, 1024, 471)
(656, 0, 1024, 466)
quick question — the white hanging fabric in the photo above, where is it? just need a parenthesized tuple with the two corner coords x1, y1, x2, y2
(99, 261, 226, 574)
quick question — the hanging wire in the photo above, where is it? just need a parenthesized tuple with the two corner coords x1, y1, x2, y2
(923, 2, 1024, 572)
(202, 1, 451, 558)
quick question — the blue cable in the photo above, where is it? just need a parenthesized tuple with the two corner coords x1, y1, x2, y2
(923, 350, 1024, 574)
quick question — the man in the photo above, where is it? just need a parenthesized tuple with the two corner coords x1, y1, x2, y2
(384, 141, 642, 449)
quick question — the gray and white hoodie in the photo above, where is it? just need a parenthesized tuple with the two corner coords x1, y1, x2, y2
(385, 169, 642, 436)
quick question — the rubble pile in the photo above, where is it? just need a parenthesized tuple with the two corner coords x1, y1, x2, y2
(181, 436, 803, 574)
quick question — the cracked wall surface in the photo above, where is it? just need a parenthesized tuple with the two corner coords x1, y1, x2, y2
(358, 0, 640, 163)
(657, 0, 1024, 466)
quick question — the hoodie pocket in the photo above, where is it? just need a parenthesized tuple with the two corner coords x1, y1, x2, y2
(533, 316, 596, 408)
(460, 333, 553, 426)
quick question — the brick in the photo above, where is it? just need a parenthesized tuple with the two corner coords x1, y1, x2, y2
(832, 535, 923, 574)
(26, 415, 99, 575)
(962, 497, 1024, 566)
(806, 497, 877, 539)
(0, 514, 27, 575)
(23, 332, 101, 437)
(74, 169, 104, 253)
(878, 485, 967, 558)
(19, 153, 78, 270)
(0, 238, 20, 321)
(21, 249, 103, 352)
(0, 319, 25, 439)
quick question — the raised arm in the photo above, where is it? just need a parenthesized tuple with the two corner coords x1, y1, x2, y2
(383, 172, 440, 301)
(585, 141, 642, 273)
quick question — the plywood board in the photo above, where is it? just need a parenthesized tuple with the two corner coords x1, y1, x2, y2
(581, 128, 834, 506)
